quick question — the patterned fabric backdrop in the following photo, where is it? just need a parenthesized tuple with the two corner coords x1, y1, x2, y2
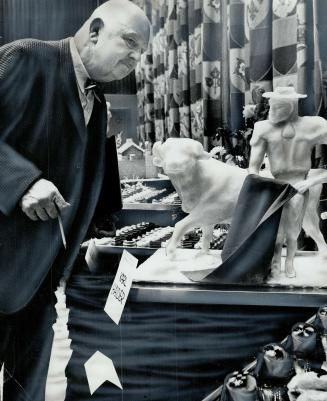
(136, 0, 327, 143)
(229, 0, 327, 130)
(136, 0, 223, 145)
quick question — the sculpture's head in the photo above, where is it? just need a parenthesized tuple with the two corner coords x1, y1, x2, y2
(268, 98, 296, 124)
(262, 86, 307, 125)
(152, 138, 211, 175)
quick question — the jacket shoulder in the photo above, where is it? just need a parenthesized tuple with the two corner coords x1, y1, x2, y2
(0, 39, 60, 64)
(0, 39, 62, 82)
(0, 38, 61, 51)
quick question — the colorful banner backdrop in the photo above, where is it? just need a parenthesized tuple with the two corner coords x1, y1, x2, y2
(136, 0, 327, 143)
(229, 0, 327, 129)
(136, 0, 223, 144)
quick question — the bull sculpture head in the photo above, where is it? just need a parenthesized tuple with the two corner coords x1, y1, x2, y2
(152, 138, 211, 175)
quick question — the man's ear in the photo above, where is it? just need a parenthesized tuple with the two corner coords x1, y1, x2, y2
(89, 18, 104, 44)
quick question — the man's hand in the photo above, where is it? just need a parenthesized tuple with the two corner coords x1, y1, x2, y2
(20, 179, 70, 221)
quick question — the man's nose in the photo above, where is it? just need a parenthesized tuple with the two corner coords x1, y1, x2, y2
(129, 49, 141, 63)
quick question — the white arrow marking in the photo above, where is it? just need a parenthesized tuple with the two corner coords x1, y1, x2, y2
(84, 351, 123, 395)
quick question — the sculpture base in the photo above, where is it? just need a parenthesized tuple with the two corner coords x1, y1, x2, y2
(267, 251, 327, 287)
(135, 249, 222, 284)
(135, 249, 327, 288)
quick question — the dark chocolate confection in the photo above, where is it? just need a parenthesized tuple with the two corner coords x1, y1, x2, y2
(254, 343, 294, 386)
(221, 371, 259, 401)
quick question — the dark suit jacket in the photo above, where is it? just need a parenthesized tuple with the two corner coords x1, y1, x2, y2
(0, 38, 122, 314)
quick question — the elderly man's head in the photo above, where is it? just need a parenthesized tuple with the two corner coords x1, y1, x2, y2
(75, 0, 150, 82)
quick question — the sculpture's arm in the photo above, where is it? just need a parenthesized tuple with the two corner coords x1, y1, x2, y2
(248, 124, 267, 175)
(294, 169, 327, 194)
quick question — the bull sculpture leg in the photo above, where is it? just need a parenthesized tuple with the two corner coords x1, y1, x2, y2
(303, 212, 327, 256)
(195, 225, 215, 258)
(165, 215, 201, 260)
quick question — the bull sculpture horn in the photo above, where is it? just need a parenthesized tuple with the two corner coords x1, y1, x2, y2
(193, 140, 212, 160)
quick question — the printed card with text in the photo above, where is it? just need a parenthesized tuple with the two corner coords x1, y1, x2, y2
(104, 250, 138, 325)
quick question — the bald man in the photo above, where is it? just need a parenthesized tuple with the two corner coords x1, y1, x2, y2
(0, 1, 150, 400)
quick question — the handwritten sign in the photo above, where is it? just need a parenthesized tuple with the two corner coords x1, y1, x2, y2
(104, 250, 138, 325)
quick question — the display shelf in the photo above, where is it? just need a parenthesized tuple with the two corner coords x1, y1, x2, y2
(122, 202, 181, 211)
(129, 282, 327, 308)
(82, 243, 327, 307)
(113, 177, 327, 310)
(121, 177, 170, 184)
(95, 244, 157, 257)
(87, 243, 327, 307)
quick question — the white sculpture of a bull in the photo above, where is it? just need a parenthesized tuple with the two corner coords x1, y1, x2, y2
(152, 138, 327, 262)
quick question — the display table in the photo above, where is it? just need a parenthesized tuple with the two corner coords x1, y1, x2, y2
(63, 178, 327, 400)
(130, 282, 327, 309)
(63, 258, 325, 401)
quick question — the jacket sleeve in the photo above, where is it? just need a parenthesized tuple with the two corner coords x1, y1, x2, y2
(0, 42, 42, 216)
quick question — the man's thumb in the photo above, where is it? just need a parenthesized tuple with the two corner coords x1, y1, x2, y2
(54, 193, 71, 210)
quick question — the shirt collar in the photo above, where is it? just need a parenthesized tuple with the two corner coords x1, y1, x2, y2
(69, 37, 90, 95)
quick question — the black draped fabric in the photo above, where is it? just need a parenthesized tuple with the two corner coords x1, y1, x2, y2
(65, 266, 314, 401)
(184, 175, 296, 284)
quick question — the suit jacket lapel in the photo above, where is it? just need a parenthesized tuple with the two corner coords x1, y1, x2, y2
(58, 38, 87, 141)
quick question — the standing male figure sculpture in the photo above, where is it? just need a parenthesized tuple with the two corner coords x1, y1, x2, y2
(0, 1, 150, 400)
(249, 86, 327, 278)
